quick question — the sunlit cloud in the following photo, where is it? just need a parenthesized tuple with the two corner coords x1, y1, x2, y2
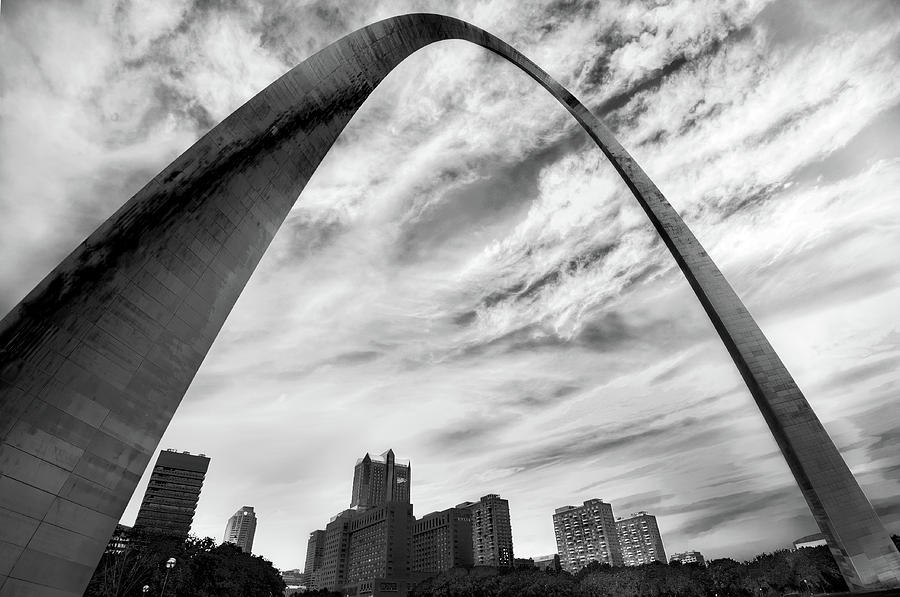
(1, 0, 898, 571)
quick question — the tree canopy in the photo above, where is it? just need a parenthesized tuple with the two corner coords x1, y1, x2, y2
(85, 534, 285, 597)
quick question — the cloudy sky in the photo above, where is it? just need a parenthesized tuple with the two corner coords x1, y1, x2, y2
(2, 0, 900, 572)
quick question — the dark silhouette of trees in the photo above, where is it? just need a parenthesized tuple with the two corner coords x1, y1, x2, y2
(85, 534, 284, 597)
(409, 546, 848, 597)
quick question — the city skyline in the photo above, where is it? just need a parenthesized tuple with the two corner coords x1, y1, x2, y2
(1, 0, 899, 574)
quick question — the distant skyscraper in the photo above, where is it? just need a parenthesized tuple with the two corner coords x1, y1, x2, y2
(670, 551, 706, 566)
(351, 449, 411, 509)
(553, 499, 624, 572)
(224, 505, 257, 553)
(303, 529, 326, 588)
(457, 494, 514, 567)
(133, 449, 210, 541)
(317, 449, 414, 594)
(616, 511, 666, 566)
(412, 507, 473, 573)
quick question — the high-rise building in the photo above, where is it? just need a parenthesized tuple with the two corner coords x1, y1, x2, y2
(616, 511, 666, 566)
(302, 529, 326, 588)
(318, 510, 354, 591)
(351, 449, 411, 509)
(316, 449, 415, 594)
(412, 507, 473, 573)
(553, 499, 623, 573)
(457, 494, 514, 567)
(670, 551, 705, 566)
(133, 449, 210, 541)
(345, 501, 414, 591)
(224, 505, 257, 553)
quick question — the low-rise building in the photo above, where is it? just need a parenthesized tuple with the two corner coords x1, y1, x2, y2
(670, 550, 705, 566)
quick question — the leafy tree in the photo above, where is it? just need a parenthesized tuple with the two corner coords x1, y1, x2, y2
(409, 545, 849, 597)
(85, 534, 284, 597)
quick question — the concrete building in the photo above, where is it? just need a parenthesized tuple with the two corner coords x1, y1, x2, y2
(616, 512, 666, 566)
(457, 494, 514, 567)
(533, 554, 562, 572)
(314, 449, 415, 595)
(412, 507, 473, 574)
(318, 510, 354, 591)
(224, 505, 257, 553)
(2, 13, 899, 594)
(104, 524, 131, 556)
(345, 502, 414, 591)
(670, 551, 706, 566)
(553, 499, 623, 573)
(302, 529, 326, 588)
(352, 449, 411, 509)
(132, 450, 210, 541)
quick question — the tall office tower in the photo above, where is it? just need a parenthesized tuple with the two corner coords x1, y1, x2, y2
(133, 449, 210, 541)
(670, 551, 705, 566)
(223, 505, 258, 553)
(412, 507, 473, 573)
(553, 499, 624, 573)
(457, 494, 514, 567)
(345, 501, 414, 592)
(351, 449, 411, 509)
(318, 510, 354, 591)
(615, 511, 666, 566)
(302, 529, 326, 588)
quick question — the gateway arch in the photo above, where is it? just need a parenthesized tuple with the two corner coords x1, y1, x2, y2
(0, 14, 898, 595)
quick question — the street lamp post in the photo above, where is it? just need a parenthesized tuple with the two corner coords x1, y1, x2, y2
(159, 557, 176, 597)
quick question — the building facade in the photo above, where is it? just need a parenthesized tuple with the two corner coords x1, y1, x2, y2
(457, 494, 514, 567)
(318, 510, 354, 591)
(533, 554, 562, 572)
(345, 502, 414, 589)
(351, 449, 411, 509)
(616, 512, 666, 566)
(412, 507, 473, 573)
(670, 551, 705, 566)
(132, 450, 210, 541)
(302, 529, 327, 588)
(553, 499, 623, 573)
(315, 449, 415, 595)
(223, 505, 257, 553)
(104, 524, 132, 555)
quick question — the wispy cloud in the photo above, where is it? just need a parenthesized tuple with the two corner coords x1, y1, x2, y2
(1, 0, 898, 570)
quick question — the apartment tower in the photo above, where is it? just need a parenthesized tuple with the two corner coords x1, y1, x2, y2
(302, 529, 326, 588)
(553, 499, 623, 573)
(457, 494, 514, 567)
(615, 511, 666, 566)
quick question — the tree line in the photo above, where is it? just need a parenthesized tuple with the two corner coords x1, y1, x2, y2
(409, 546, 850, 597)
(84, 533, 284, 597)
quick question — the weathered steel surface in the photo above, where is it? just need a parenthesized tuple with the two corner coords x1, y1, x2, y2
(0, 13, 897, 596)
